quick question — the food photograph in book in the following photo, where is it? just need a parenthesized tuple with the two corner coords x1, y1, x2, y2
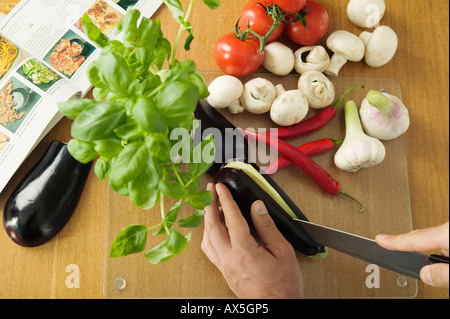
(0, 35, 22, 82)
(0, 76, 41, 134)
(16, 58, 62, 92)
(0, 0, 20, 21)
(43, 29, 96, 79)
(75, 0, 124, 37)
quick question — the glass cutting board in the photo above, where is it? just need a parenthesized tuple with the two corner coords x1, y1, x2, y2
(103, 74, 416, 299)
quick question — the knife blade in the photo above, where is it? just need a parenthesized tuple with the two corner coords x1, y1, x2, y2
(293, 219, 449, 281)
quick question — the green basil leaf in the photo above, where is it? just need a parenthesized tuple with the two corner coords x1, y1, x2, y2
(158, 180, 186, 200)
(137, 17, 162, 48)
(71, 102, 126, 141)
(178, 209, 206, 228)
(162, 0, 184, 23)
(180, 18, 194, 51)
(145, 133, 172, 161)
(86, 64, 106, 89)
(110, 225, 149, 257)
(154, 38, 171, 69)
(165, 59, 196, 83)
(94, 157, 109, 181)
(157, 80, 199, 127)
(81, 13, 109, 48)
(137, 75, 162, 96)
(188, 191, 213, 210)
(114, 122, 144, 141)
(58, 99, 94, 119)
(144, 239, 174, 264)
(109, 142, 148, 186)
(166, 229, 191, 254)
(92, 87, 108, 101)
(189, 72, 209, 99)
(128, 158, 162, 209)
(95, 139, 123, 159)
(202, 0, 220, 10)
(95, 51, 137, 97)
(67, 139, 97, 164)
(129, 183, 160, 210)
(116, 9, 140, 43)
(132, 97, 166, 133)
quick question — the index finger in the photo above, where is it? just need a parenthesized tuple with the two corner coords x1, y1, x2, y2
(203, 183, 231, 254)
(215, 183, 257, 249)
(376, 222, 449, 253)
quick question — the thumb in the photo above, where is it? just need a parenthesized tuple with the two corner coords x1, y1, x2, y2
(250, 200, 290, 256)
(420, 264, 449, 288)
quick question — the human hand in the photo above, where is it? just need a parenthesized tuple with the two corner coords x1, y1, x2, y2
(201, 183, 304, 299)
(376, 222, 449, 288)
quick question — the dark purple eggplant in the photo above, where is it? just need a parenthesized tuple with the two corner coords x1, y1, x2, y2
(3, 141, 92, 247)
(215, 166, 327, 257)
(194, 99, 249, 176)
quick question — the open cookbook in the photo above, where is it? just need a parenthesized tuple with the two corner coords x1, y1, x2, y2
(0, 0, 164, 193)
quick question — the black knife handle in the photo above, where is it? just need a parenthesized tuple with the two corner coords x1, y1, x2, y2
(428, 254, 449, 265)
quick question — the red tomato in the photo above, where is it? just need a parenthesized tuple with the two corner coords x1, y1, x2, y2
(269, 0, 307, 15)
(238, 0, 284, 44)
(214, 32, 265, 77)
(285, 0, 329, 46)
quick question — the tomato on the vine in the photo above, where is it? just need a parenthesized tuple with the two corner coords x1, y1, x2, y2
(214, 32, 265, 77)
(285, 0, 329, 46)
(238, 0, 284, 44)
(269, 0, 307, 15)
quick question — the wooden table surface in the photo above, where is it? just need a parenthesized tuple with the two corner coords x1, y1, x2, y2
(0, 0, 448, 299)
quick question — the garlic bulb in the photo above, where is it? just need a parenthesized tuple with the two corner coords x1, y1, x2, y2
(334, 100, 386, 172)
(359, 90, 410, 140)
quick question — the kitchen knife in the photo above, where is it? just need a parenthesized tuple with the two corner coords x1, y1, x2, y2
(294, 218, 449, 281)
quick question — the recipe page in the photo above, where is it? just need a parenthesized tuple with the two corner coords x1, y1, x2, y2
(0, 0, 164, 193)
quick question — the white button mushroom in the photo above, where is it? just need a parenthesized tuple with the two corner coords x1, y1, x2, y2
(359, 26, 398, 67)
(325, 30, 365, 77)
(262, 41, 295, 76)
(270, 84, 309, 127)
(298, 71, 335, 109)
(240, 77, 277, 114)
(347, 0, 386, 29)
(207, 75, 244, 114)
(294, 45, 331, 75)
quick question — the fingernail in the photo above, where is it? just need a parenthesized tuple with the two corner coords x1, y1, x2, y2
(375, 234, 390, 241)
(421, 267, 434, 286)
(254, 201, 268, 215)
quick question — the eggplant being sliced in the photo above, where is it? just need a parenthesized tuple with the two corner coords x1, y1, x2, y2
(215, 162, 327, 258)
(194, 99, 249, 176)
(3, 141, 92, 247)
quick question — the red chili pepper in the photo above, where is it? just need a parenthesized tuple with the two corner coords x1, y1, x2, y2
(266, 138, 343, 175)
(244, 129, 341, 195)
(269, 84, 364, 139)
(242, 130, 364, 212)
